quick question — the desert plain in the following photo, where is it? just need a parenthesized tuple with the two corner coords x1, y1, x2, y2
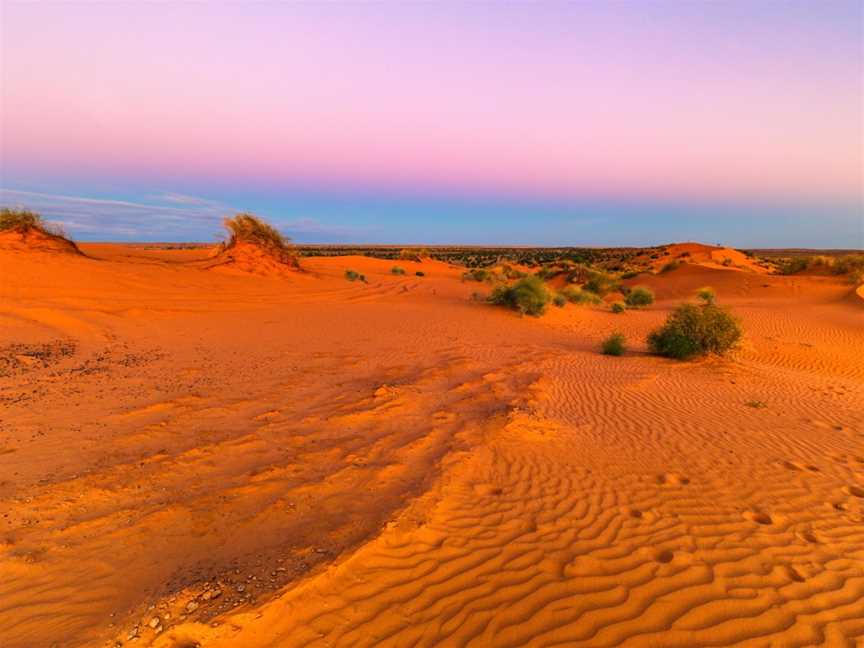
(1, 234, 863, 648)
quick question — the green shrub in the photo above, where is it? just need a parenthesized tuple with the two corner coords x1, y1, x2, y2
(415, 271, 425, 277)
(345, 270, 366, 282)
(462, 268, 492, 282)
(601, 332, 626, 356)
(624, 286, 654, 308)
(391, 266, 406, 275)
(696, 287, 716, 305)
(611, 302, 626, 314)
(553, 293, 567, 308)
(488, 276, 550, 317)
(559, 286, 602, 305)
(584, 270, 620, 296)
(647, 303, 742, 360)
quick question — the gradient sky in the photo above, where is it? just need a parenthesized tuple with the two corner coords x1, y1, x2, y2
(1, 1, 862, 246)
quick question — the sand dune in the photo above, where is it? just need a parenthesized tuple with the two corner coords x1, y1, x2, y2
(0, 244, 862, 648)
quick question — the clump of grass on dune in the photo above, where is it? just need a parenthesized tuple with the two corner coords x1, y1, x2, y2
(391, 266, 406, 275)
(696, 286, 716, 305)
(624, 285, 654, 308)
(559, 286, 602, 305)
(488, 275, 550, 317)
(611, 301, 626, 313)
(0, 207, 69, 239)
(221, 213, 297, 265)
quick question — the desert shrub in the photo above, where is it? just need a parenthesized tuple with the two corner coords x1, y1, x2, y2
(678, 251, 691, 258)
(553, 293, 567, 308)
(584, 270, 620, 296)
(415, 271, 425, 277)
(601, 332, 626, 356)
(620, 270, 641, 279)
(832, 254, 864, 276)
(488, 276, 550, 317)
(778, 257, 808, 274)
(660, 260, 680, 273)
(721, 257, 733, 267)
(345, 269, 366, 282)
(500, 264, 526, 280)
(624, 286, 654, 308)
(462, 268, 492, 282)
(611, 301, 626, 314)
(399, 248, 429, 262)
(391, 266, 406, 275)
(647, 302, 742, 360)
(696, 287, 716, 305)
(559, 286, 602, 305)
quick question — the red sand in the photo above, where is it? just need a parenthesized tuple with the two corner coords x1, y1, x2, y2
(0, 242, 862, 648)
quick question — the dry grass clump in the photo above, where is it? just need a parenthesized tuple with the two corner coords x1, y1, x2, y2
(583, 270, 620, 296)
(624, 286, 654, 308)
(778, 254, 864, 280)
(391, 266, 407, 275)
(345, 269, 367, 283)
(1, 207, 69, 238)
(221, 213, 297, 265)
(399, 248, 430, 262)
(559, 286, 602, 305)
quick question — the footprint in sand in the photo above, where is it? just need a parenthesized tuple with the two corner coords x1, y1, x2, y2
(786, 565, 805, 582)
(744, 511, 773, 525)
(844, 485, 864, 498)
(657, 473, 689, 486)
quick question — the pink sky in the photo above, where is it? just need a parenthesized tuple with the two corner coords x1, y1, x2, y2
(2, 2, 861, 205)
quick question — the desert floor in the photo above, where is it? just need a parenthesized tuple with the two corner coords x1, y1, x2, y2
(1, 244, 863, 648)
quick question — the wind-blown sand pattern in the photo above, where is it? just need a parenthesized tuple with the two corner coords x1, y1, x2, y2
(1, 243, 862, 648)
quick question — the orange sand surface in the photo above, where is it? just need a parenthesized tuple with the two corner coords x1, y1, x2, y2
(1, 243, 863, 648)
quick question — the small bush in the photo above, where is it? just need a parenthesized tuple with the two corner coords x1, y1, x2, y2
(553, 293, 567, 308)
(584, 270, 620, 296)
(660, 260, 680, 273)
(601, 332, 626, 356)
(488, 276, 550, 317)
(559, 286, 602, 305)
(415, 271, 425, 277)
(620, 270, 641, 280)
(647, 303, 742, 360)
(721, 257, 733, 267)
(345, 270, 366, 282)
(611, 302, 626, 314)
(462, 268, 492, 282)
(391, 266, 406, 275)
(696, 287, 716, 305)
(624, 286, 654, 308)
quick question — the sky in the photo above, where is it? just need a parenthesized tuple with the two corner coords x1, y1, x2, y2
(1, 1, 862, 247)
